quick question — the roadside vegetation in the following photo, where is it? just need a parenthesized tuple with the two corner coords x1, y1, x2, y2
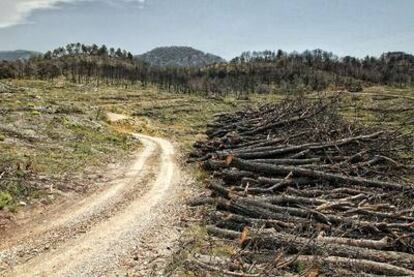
(0, 79, 280, 213)
(0, 80, 139, 212)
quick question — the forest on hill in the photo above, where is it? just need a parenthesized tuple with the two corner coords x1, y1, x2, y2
(136, 46, 226, 68)
(0, 43, 413, 94)
(0, 50, 40, 61)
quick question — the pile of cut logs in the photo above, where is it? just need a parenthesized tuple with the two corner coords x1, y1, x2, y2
(188, 97, 414, 276)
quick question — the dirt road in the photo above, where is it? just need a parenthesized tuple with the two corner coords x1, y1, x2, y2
(0, 115, 184, 276)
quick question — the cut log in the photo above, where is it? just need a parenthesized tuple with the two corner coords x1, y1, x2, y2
(260, 194, 328, 206)
(229, 157, 410, 191)
(217, 213, 295, 229)
(244, 177, 313, 193)
(248, 232, 414, 270)
(205, 226, 414, 270)
(240, 108, 318, 136)
(187, 257, 261, 277)
(234, 132, 383, 159)
(292, 255, 414, 276)
(319, 236, 391, 250)
(246, 158, 321, 165)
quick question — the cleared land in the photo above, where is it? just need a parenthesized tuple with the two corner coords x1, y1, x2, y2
(0, 79, 413, 275)
(0, 79, 274, 275)
(0, 79, 275, 214)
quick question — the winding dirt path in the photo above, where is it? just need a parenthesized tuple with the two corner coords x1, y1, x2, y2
(0, 115, 184, 276)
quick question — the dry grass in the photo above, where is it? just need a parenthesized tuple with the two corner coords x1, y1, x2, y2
(0, 79, 281, 211)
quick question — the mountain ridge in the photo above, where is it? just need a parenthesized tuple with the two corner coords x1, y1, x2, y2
(136, 46, 226, 68)
(0, 50, 41, 61)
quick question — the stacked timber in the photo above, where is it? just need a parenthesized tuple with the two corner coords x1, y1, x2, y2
(188, 97, 414, 276)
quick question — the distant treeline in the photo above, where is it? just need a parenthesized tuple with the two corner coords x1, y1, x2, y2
(1, 43, 413, 94)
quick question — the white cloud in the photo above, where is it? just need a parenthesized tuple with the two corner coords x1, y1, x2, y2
(0, 0, 145, 28)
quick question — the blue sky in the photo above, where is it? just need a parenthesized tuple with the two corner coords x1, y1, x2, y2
(0, 0, 413, 59)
